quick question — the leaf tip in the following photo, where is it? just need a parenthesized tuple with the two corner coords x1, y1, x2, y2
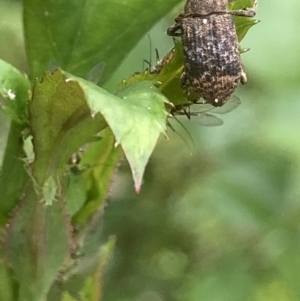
(135, 183, 141, 194)
(133, 175, 143, 194)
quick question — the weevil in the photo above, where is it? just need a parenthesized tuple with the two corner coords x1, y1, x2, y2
(167, 0, 257, 107)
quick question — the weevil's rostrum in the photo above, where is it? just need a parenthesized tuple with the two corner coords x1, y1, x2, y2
(167, 0, 256, 107)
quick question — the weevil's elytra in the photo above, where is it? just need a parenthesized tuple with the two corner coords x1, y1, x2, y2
(167, 0, 256, 107)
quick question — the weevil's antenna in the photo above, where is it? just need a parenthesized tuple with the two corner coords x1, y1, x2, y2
(155, 48, 160, 63)
(147, 34, 152, 68)
(142, 34, 153, 71)
(182, 106, 191, 119)
(168, 111, 195, 154)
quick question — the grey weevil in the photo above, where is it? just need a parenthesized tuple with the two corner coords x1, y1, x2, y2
(167, 0, 257, 107)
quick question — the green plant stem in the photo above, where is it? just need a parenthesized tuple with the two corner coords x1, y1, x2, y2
(0, 121, 28, 226)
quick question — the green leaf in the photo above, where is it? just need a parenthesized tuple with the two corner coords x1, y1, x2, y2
(30, 68, 167, 194)
(70, 128, 122, 225)
(80, 236, 116, 301)
(228, 0, 256, 10)
(3, 189, 72, 301)
(0, 122, 29, 227)
(116, 82, 168, 191)
(64, 172, 88, 217)
(59, 234, 116, 301)
(66, 72, 168, 191)
(48, 218, 114, 300)
(236, 17, 259, 43)
(0, 59, 30, 124)
(23, 0, 183, 81)
(29, 69, 107, 185)
(0, 61, 30, 227)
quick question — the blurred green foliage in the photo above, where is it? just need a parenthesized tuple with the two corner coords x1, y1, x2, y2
(1, 0, 300, 301)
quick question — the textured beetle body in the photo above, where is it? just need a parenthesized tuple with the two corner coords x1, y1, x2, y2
(185, 0, 228, 15)
(167, 0, 255, 107)
(180, 14, 243, 106)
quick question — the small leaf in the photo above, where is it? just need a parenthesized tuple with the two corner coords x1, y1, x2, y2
(71, 236, 116, 301)
(0, 59, 30, 124)
(116, 82, 168, 191)
(235, 17, 258, 43)
(228, 0, 256, 10)
(71, 129, 122, 225)
(50, 214, 107, 299)
(67, 72, 168, 192)
(64, 172, 88, 217)
(62, 234, 116, 301)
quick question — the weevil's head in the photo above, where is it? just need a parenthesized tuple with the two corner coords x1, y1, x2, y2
(184, 0, 229, 15)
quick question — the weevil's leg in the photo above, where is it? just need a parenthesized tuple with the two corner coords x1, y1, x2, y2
(229, 9, 255, 17)
(167, 23, 182, 36)
(155, 48, 160, 62)
(181, 106, 191, 119)
(229, 0, 257, 18)
(143, 59, 151, 71)
(240, 64, 247, 85)
(180, 69, 189, 88)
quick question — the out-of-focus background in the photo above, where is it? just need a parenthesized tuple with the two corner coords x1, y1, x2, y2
(1, 0, 300, 300)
